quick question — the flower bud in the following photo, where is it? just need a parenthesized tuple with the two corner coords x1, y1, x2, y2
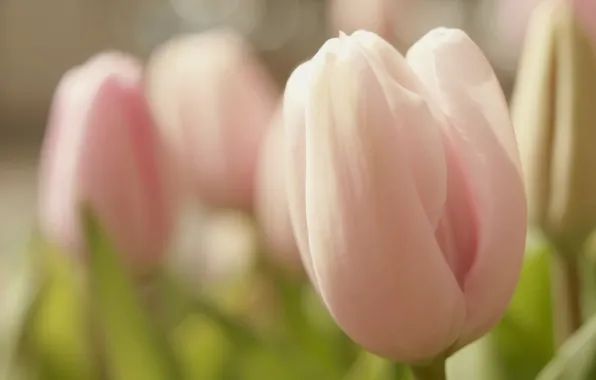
(513, 0, 596, 255)
(284, 30, 526, 362)
(254, 111, 302, 274)
(145, 30, 278, 210)
(39, 52, 176, 270)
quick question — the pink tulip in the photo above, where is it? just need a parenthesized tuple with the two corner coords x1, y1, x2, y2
(573, 0, 596, 44)
(39, 52, 176, 270)
(145, 30, 278, 210)
(283, 30, 526, 362)
(254, 112, 302, 274)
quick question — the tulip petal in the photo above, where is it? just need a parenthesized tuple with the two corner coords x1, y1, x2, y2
(39, 53, 173, 268)
(407, 29, 527, 345)
(350, 31, 448, 228)
(298, 36, 466, 361)
(283, 62, 318, 283)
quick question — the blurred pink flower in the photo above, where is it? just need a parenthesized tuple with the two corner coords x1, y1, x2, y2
(573, 0, 596, 44)
(39, 52, 177, 270)
(146, 30, 278, 210)
(328, 0, 404, 40)
(284, 30, 526, 362)
(497, 0, 545, 55)
(498, 0, 596, 61)
(255, 112, 302, 275)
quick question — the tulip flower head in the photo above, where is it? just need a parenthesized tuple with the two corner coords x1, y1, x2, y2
(514, 0, 596, 255)
(39, 52, 176, 270)
(283, 30, 527, 362)
(146, 30, 278, 210)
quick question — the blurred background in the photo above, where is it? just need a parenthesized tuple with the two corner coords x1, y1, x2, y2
(0, 0, 535, 258)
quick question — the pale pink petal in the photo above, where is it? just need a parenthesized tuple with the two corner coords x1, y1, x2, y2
(301, 36, 465, 361)
(283, 61, 317, 283)
(407, 29, 527, 345)
(351, 30, 448, 229)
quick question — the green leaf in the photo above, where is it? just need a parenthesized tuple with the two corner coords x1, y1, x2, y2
(170, 315, 231, 380)
(537, 314, 596, 380)
(255, 249, 350, 379)
(341, 351, 399, 380)
(447, 337, 500, 380)
(0, 239, 37, 379)
(491, 241, 554, 379)
(21, 238, 95, 380)
(81, 208, 183, 380)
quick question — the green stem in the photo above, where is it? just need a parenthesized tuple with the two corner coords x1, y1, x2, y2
(411, 358, 447, 380)
(550, 253, 582, 346)
(341, 351, 386, 380)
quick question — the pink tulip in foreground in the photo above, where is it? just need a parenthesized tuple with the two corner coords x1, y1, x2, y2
(255, 112, 302, 274)
(146, 30, 278, 210)
(284, 30, 527, 362)
(39, 53, 176, 270)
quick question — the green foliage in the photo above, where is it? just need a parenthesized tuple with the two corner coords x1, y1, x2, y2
(14, 221, 596, 380)
(491, 241, 555, 380)
(537, 315, 596, 380)
(82, 209, 183, 380)
(21, 238, 95, 380)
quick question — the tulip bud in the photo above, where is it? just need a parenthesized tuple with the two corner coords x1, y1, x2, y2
(254, 111, 302, 274)
(513, 0, 596, 255)
(145, 30, 278, 210)
(284, 30, 526, 362)
(39, 52, 176, 270)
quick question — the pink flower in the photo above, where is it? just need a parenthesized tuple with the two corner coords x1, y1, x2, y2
(573, 0, 596, 45)
(145, 30, 278, 210)
(283, 30, 527, 362)
(254, 111, 302, 274)
(39, 52, 176, 270)
(328, 0, 405, 41)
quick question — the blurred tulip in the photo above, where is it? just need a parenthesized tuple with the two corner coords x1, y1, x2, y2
(496, 0, 545, 58)
(146, 30, 278, 210)
(201, 211, 257, 284)
(328, 0, 403, 41)
(254, 112, 302, 274)
(284, 30, 526, 362)
(513, 0, 596, 255)
(496, 0, 596, 68)
(573, 0, 596, 45)
(39, 52, 176, 270)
